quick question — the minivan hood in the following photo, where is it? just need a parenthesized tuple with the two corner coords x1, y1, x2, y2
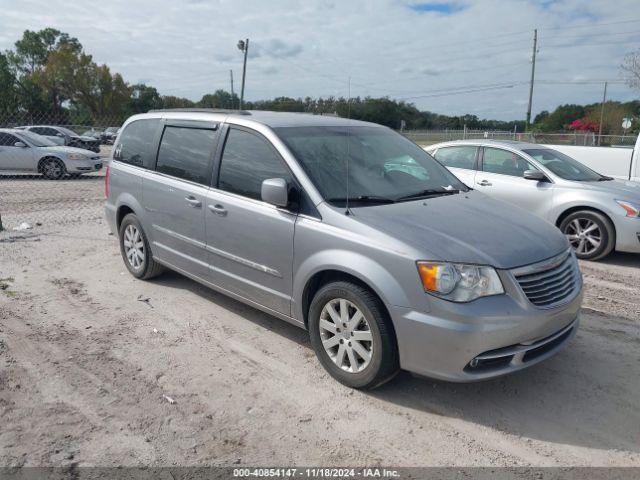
(350, 190, 568, 270)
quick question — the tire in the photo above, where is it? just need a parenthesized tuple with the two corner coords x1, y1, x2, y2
(41, 157, 66, 180)
(560, 210, 615, 261)
(118, 213, 165, 279)
(308, 281, 399, 389)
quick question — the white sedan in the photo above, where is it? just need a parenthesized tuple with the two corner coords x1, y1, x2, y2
(0, 128, 102, 179)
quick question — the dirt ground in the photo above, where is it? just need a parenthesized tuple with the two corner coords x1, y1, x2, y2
(1, 173, 639, 467)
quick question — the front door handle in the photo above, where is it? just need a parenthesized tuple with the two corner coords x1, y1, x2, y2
(208, 204, 228, 216)
(185, 195, 202, 208)
(478, 179, 492, 186)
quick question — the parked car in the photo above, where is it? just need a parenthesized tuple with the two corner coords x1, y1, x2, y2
(19, 125, 101, 153)
(82, 128, 107, 144)
(105, 110, 582, 389)
(545, 136, 639, 183)
(103, 127, 120, 144)
(0, 128, 102, 179)
(427, 140, 640, 260)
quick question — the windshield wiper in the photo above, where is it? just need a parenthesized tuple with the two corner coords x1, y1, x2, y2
(396, 188, 460, 201)
(597, 176, 614, 181)
(326, 195, 396, 205)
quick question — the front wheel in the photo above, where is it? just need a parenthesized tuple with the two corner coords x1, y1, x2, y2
(308, 281, 399, 389)
(560, 210, 615, 260)
(41, 158, 66, 180)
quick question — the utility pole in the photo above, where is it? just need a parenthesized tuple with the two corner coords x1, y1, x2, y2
(597, 81, 608, 146)
(525, 29, 538, 131)
(237, 38, 249, 110)
(229, 70, 235, 109)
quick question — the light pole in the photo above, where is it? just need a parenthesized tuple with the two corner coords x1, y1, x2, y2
(237, 38, 249, 110)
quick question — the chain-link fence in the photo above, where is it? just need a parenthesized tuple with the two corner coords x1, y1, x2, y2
(402, 129, 638, 147)
(0, 114, 119, 232)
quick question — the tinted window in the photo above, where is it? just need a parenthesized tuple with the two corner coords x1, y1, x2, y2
(218, 128, 292, 200)
(0, 133, 20, 146)
(30, 127, 48, 135)
(483, 147, 537, 177)
(434, 146, 477, 170)
(156, 126, 216, 184)
(115, 119, 160, 169)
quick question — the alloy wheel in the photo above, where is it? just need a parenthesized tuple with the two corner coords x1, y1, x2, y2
(123, 224, 145, 269)
(44, 160, 63, 179)
(319, 298, 373, 373)
(564, 218, 602, 256)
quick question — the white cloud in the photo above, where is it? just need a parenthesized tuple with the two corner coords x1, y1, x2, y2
(0, 0, 638, 119)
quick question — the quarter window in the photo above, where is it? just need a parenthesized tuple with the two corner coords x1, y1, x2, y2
(483, 147, 537, 177)
(434, 146, 477, 170)
(114, 119, 161, 169)
(218, 128, 292, 201)
(155, 126, 217, 185)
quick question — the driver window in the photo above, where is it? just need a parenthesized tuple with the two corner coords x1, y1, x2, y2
(0, 133, 20, 147)
(483, 147, 537, 177)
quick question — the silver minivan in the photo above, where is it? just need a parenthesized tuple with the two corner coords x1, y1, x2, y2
(105, 109, 583, 389)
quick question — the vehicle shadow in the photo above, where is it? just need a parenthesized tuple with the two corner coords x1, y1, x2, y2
(150, 271, 310, 347)
(585, 251, 640, 268)
(151, 270, 639, 455)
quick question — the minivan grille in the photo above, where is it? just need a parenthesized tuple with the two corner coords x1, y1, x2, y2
(513, 252, 579, 308)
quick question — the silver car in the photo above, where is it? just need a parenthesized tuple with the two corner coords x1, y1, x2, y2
(105, 110, 582, 389)
(427, 140, 640, 260)
(0, 128, 103, 179)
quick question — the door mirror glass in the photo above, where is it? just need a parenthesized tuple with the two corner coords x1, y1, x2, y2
(56, 133, 64, 137)
(523, 169, 547, 181)
(14, 141, 27, 148)
(261, 178, 289, 207)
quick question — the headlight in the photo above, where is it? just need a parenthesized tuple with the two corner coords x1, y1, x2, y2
(67, 153, 87, 160)
(416, 262, 504, 302)
(615, 200, 640, 218)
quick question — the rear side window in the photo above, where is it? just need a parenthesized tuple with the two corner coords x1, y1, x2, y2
(114, 119, 160, 169)
(434, 146, 477, 170)
(156, 126, 217, 185)
(218, 128, 292, 201)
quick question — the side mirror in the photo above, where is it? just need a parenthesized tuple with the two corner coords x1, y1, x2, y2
(56, 133, 64, 137)
(523, 169, 547, 182)
(261, 178, 289, 207)
(14, 141, 27, 148)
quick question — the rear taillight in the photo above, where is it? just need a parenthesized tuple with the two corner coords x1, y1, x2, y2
(104, 165, 110, 198)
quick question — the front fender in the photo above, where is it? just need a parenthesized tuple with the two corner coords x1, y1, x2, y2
(292, 249, 412, 324)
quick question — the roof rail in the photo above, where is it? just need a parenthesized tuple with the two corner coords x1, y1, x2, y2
(147, 108, 251, 115)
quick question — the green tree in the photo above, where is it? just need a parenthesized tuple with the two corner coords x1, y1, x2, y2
(198, 89, 239, 109)
(129, 84, 163, 113)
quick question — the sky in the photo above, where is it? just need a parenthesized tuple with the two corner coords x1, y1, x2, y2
(0, 0, 638, 121)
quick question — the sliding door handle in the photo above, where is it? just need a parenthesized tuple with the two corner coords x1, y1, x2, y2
(208, 204, 227, 216)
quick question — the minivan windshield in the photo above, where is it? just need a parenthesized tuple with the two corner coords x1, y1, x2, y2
(523, 148, 606, 181)
(275, 126, 468, 205)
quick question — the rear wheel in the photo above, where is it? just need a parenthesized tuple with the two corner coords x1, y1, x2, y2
(119, 214, 165, 279)
(41, 157, 66, 180)
(308, 281, 399, 389)
(560, 210, 615, 260)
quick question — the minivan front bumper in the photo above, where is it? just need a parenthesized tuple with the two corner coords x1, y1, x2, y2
(390, 258, 583, 382)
